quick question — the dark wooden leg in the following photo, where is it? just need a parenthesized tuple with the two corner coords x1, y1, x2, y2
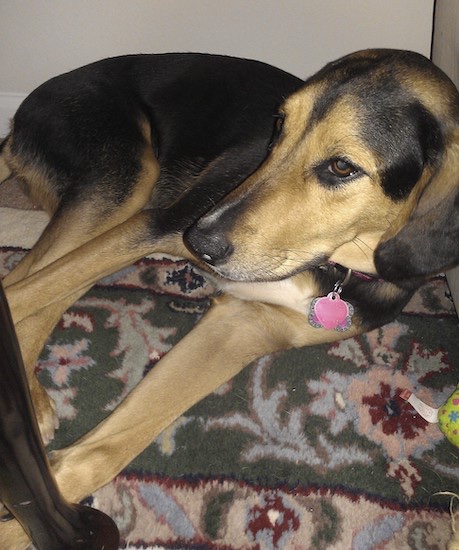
(0, 282, 120, 549)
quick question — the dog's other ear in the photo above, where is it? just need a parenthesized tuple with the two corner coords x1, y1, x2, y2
(375, 128, 459, 282)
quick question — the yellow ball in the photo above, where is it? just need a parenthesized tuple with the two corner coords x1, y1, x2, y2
(438, 386, 459, 447)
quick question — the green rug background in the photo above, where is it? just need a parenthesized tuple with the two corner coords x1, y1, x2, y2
(2, 248, 458, 549)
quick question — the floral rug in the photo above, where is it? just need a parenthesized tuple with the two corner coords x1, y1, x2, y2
(1, 247, 459, 549)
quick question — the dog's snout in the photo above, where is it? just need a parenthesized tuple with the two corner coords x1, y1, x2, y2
(185, 223, 234, 266)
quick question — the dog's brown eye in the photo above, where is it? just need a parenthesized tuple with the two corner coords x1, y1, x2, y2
(329, 159, 358, 178)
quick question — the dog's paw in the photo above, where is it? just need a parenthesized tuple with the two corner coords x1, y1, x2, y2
(31, 383, 59, 446)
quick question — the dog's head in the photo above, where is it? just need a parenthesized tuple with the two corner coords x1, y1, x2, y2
(185, 49, 459, 283)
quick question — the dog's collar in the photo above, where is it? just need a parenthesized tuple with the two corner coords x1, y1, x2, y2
(322, 261, 384, 284)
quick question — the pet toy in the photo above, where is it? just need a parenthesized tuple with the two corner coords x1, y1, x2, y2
(400, 385, 459, 447)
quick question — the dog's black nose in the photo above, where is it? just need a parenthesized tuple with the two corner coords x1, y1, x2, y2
(184, 224, 234, 266)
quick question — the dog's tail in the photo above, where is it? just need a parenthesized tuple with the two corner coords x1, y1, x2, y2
(0, 137, 12, 184)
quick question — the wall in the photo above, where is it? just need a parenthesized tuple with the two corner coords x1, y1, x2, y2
(0, 0, 434, 135)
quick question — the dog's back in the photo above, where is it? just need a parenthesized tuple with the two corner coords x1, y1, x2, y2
(2, 54, 303, 224)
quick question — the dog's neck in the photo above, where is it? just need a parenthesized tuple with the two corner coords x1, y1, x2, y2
(324, 261, 384, 284)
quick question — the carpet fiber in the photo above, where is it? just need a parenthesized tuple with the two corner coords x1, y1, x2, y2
(0, 205, 458, 549)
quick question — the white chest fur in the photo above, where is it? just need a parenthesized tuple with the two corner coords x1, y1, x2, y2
(215, 276, 315, 315)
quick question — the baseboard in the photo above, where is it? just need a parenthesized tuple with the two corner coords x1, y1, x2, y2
(0, 92, 26, 137)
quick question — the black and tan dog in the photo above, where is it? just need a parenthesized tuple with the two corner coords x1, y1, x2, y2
(1, 49, 459, 546)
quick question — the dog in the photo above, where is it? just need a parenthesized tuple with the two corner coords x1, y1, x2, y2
(1, 49, 458, 547)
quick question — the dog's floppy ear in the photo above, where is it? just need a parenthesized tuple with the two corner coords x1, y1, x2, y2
(375, 128, 459, 282)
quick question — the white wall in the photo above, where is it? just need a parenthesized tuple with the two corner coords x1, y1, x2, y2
(0, 0, 433, 94)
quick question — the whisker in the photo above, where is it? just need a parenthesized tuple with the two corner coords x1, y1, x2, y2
(353, 236, 373, 251)
(351, 237, 373, 262)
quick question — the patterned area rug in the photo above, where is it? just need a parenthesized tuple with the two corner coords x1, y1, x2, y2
(1, 243, 459, 549)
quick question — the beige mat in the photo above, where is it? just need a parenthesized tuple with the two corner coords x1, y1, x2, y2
(0, 207, 47, 249)
(0, 176, 46, 248)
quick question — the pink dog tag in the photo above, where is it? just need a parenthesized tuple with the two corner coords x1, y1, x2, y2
(309, 292, 354, 331)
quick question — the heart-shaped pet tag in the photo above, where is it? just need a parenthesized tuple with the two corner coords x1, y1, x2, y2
(309, 292, 354, 331)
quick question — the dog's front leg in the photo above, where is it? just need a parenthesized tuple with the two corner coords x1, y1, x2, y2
(50, 294, 360, 503)
(49, 294, 293, 502)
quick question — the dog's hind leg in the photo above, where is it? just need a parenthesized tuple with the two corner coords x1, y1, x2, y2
(4, 210, 185, 441)
(3, 144, 159, 287)
(12, 294, 88, 442)
(4, 209, 182, 326)
(2, 147, 160, 439)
